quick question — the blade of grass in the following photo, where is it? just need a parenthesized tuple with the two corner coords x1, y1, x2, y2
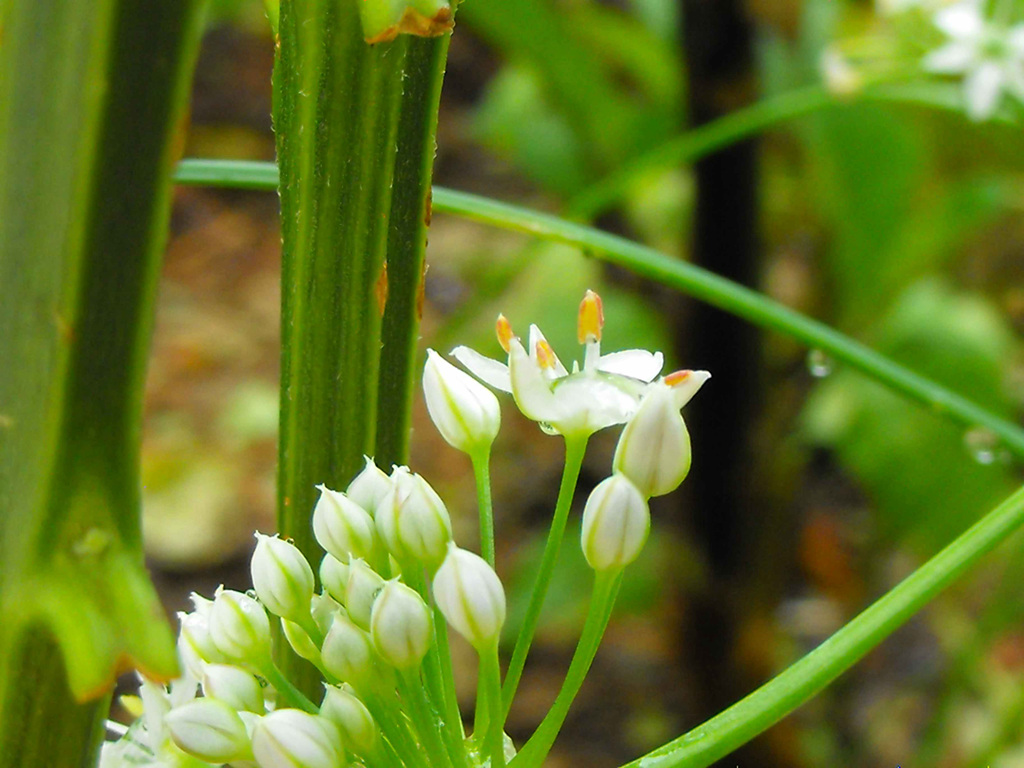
(621, 482, 1024, 768)
(173, 159, 1024, 458)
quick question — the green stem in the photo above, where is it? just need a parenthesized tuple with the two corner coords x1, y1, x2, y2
(172, 162, 1024, 460)
(502, 435, 589, 715)
(479, 643, 506, 768)
(399, 668, 455, 768)
(621, 483, 1024, 768)
(433, 602, 469, 768)
(472, 449, 496, 567)
(259, 660, 319, 713)
(510, 569, 622, 768)
(362, 688, 432, 768)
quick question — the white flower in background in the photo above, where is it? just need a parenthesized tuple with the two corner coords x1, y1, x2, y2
(452, 290, 664, 438)
(922, 0, 1024, 119)
(820, 47, 863, 96)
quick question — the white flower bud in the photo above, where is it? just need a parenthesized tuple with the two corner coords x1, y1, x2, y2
(312, 485, 377, 563)
(613, 380, 694, 498)
(177, 594, 224, 671)
(423, 348, 501, 453)
(319, 554, 350, 605)
(370, 580, 432, 669)
(320, 684, 378, 756)
(251, 533, 315, 623)
(165, 698, 252, 763)
(345, 559, 385, 631)
(208, 588, 272, 664)
(346, 457, 393, 517)
(311, 592, 341, 636)
(321, 612, 378, 688)
(251, 709, 344, 768)
(376, 467, 452, 569)
(202, 663, 265, 713)
(580, 474, 650, 572)
(433, 543, 505, 650)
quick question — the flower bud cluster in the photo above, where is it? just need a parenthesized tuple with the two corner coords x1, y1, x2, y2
(104, 457, 508, 768)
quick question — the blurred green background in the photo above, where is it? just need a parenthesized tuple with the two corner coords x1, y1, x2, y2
(144, 0, 1024, 765)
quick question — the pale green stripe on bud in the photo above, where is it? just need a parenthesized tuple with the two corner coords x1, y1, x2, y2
(580, 474, 650, 572)
(208, 588, 272, 665)
(370, 580, 433, 669)
(313, 485, 378, 563)
(165, 698, 252, 763)
(319, 554, 350, 605)
(613, 381, 692, 498)
(376, 467, 452, 569)
(320, 684, 378, 757)
(423, 348, 501, 454)
(433, 543, 506, 650)
(251, 532, 315, 623)
(202, 663, 265, 713)
(346, 457, 393, 518)
(251, 709, 345, 768)
(345, 559, 386, 631)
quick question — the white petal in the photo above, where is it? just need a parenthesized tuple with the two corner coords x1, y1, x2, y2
(451, 346, 512, 392)
(964, 61, 1005, 119)
(669, 370, 712, 409)
(597, 349, 664, 382)
(934, 2, 984, 40)
(922, 41, 976, 73)
(552, 375, 641, 434)
(527, 324, 568, 377)
(508, 338, 564, 423)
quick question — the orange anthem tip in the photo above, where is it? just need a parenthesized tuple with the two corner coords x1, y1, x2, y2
(577, 290, 604, 343)
(535, 339, 557, 370)
(496, 314, 514, 353)
(663, 370, 692, 387)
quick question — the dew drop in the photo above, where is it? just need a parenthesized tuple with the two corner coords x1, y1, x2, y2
(806, 349, 833, 378)
(963, 426, 1002, 465)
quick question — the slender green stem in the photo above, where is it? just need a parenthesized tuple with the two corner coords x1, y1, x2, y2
(472, 449, 496, 567)
(361, 688, 432, 768)
(399, 669, 454, 768)
(510, 569, 622, 768)
(173, 160, 1024, 460)
(433, 602, 469, 768)
(259, 660, 319, 713)
(620, 483, 1024, 768)
(502, 435, 589, 715)
(401, 568, 455, 744)
(479, 643, 506, 768)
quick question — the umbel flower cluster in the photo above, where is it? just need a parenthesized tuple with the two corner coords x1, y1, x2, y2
(822, 0, 1024, 121)
(102, 290, 708, 768)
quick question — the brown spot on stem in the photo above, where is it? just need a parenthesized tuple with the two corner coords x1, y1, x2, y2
(424, 187, 433, 227)
(376, 262, 389, 316)
(364, 6, 454, 44)
(416, 261, 428, 321)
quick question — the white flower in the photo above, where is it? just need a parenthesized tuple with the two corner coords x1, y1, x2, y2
(452, 290, 664, 438)
(922, 1, 1024, 120)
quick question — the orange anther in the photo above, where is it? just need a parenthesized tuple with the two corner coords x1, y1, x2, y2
(577, 290, 604, 343)
(535, 339, 557, 370)
(663, 370, 692, 387)
(496, 314, 514, 353)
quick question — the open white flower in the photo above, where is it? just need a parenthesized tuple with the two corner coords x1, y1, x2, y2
(451, 290, 664, 438)
(922, 1, 1024, 120)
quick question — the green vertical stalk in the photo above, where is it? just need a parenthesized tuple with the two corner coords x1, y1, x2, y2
(375, 35, 451, 469)
(273, 0, 455, 691)
(0, 0, 208, 766)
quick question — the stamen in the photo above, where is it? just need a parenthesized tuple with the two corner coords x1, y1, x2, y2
(496, 314, 514, 353)
(664, 370, 692, 387)
(577, 290, 604, 344)
(535, 339, 557, 370)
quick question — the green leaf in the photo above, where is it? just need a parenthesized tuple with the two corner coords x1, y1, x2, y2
(0, 0, 207, 762)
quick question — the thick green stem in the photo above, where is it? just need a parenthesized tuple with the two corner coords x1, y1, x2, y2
(502, 435, 588, 714)
(375, 35, 451, 470)
(0, 0, 206, 764)
(510, 569, 622, 768)
(622, 483, 1024, 768)
(472, 449, 496, 567)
